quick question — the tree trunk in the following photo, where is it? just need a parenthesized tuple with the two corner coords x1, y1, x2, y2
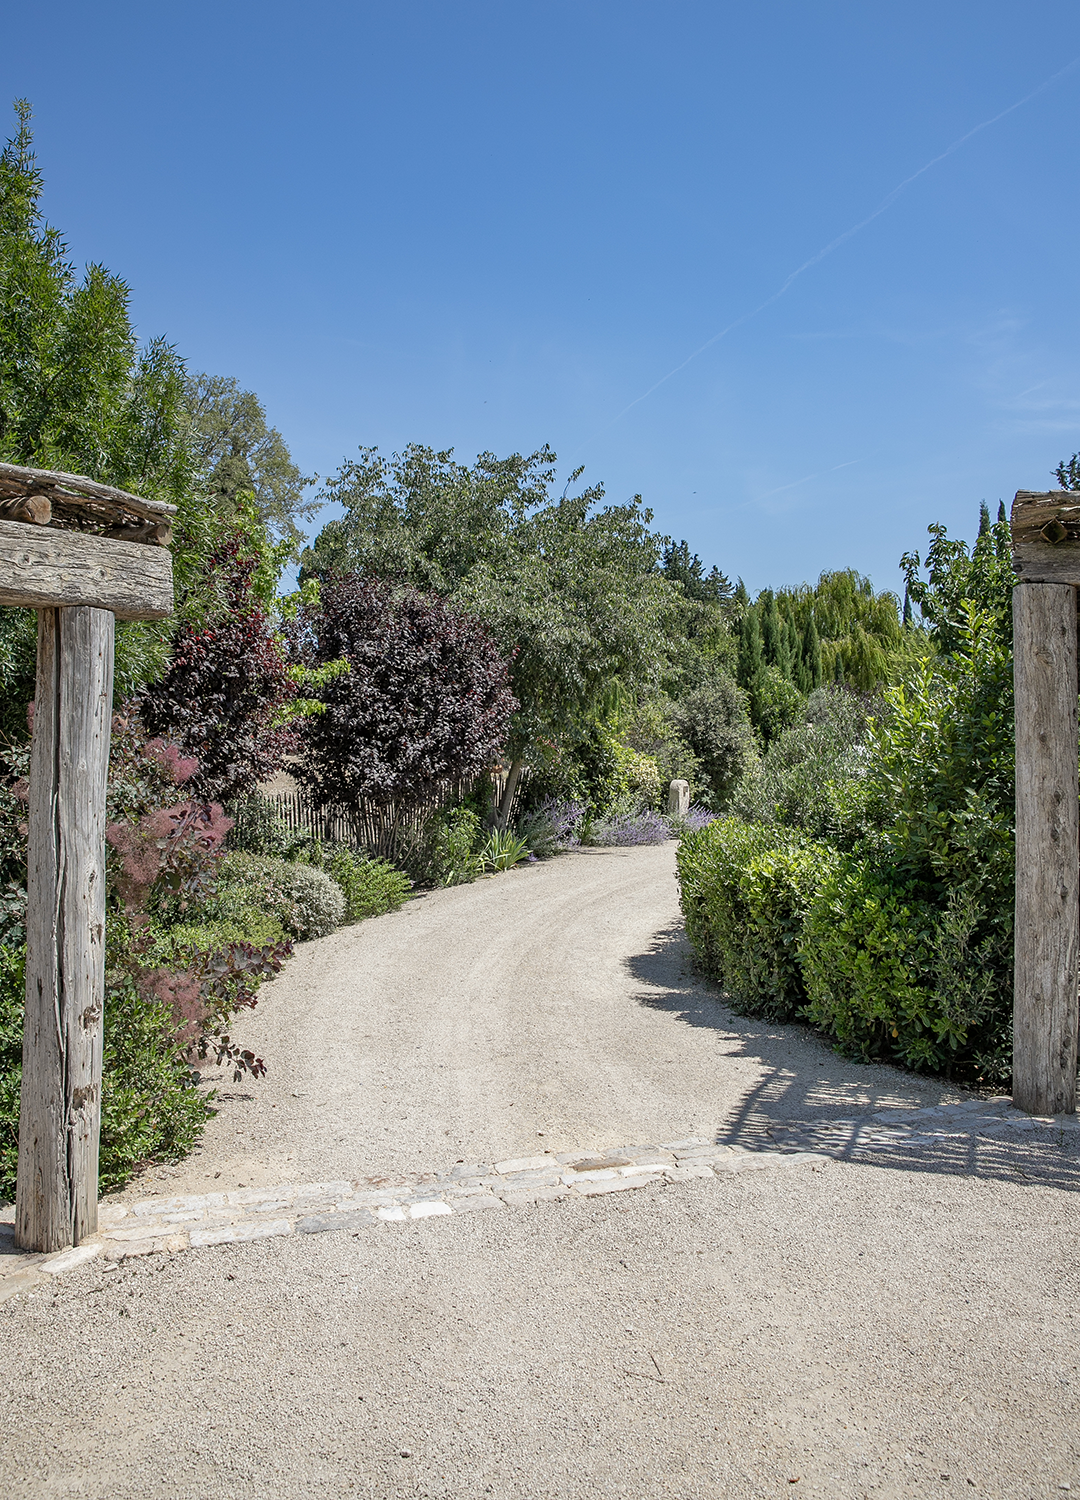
(1012, 581, 1079, 1115)
(496, 758, 526, 831)
(15, 606, 115, 1251)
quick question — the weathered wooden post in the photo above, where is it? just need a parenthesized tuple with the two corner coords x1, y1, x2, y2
(1011, 491, 1080, 1114)
(0, 464, 174, 1251)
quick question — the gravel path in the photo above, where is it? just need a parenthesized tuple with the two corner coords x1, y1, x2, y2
(112, 844, 958, 1202)
(3, 843, 1079, 1498)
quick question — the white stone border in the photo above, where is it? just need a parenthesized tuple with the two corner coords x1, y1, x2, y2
(0, 1137, 824, 1303)
(10, 1098, 1062, 1305)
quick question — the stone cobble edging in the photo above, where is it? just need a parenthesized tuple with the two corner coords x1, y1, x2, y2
(0, 1137, 823, 1303)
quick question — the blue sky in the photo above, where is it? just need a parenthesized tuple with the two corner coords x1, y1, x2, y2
(5, 2, 1080, 596)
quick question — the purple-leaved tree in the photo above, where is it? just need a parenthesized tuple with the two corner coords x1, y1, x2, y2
(293, 574, 515, 808)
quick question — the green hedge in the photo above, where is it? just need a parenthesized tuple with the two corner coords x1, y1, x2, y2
(678, 817, 1010, 1080)
(801, 859, 1009, 1076)
(216, 853, 345, 940)
(800, 860, 936, 1064)
(296, 842, 412, 919)
(677, 818, 837, 1020)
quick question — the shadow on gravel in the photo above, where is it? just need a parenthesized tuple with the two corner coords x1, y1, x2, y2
(628, 922, 1080, 1195)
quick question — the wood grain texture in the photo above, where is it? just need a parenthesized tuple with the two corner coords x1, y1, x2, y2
(0, 516, 173, 619)
(1012, 582, 1080, 1115)
(1011, 490, 1080, 584)
(0, 461, 176, 519)
(1012, 544, 1080, 587)
(15, 608, 114, 1251)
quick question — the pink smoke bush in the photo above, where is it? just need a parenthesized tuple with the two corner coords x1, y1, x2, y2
(144, 738, 199, 786)
(106, 799, 233, 913)
(143, 967, 207, 1047)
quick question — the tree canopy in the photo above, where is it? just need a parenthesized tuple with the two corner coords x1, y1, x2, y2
(302, 444, 678, 766)
(184, 372, 316, 548)
(293, 573, 515, 809)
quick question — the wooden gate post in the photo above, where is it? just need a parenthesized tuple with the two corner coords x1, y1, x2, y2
(15, 607, 115, 1250)
(1012, 580, 1079, 1115)
(0, 462, 175, 1253)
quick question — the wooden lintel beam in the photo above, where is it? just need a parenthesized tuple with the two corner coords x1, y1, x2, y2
(1012, 489, 1080, 585)
(0, 461, 176, 520)
(0, 516, 173, 620)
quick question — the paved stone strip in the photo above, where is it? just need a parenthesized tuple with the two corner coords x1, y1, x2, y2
(9, 1098, 1061, 1302)
(0, 1137, 825, 1303)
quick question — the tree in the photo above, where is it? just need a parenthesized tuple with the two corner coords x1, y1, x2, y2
(0, 104, 303, 745)
(670, 671, 757, 807)
(140, 537, 296, 803)
(0, 102, 192, 503)
(900, 507, 1014, 654)
(661, 539, 734, 605)
(302, 445, 676, 820)
(293, 574, 515, 810)
(1054, 452, 1080, 492)
(736, 570, 903, 703)
(184, 373, 316, 548)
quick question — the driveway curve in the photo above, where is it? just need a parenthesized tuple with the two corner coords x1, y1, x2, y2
(122, 842, 954, 1202)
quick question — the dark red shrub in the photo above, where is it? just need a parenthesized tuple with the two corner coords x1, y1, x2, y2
(294, 574, 515, 807)
(140, 538, 296, 803)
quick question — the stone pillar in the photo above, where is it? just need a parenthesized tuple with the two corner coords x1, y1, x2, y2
(667, 780, 690, 818)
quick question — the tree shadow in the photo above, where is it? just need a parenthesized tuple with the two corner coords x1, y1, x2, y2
(627, 922, 1080, 1194)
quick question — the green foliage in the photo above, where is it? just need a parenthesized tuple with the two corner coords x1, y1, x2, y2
(0, 948, 210, 1203)
(479, 827, 531, 872)
(97, 977, 212, 1194)
(800, 865, 1009, 1078)
(295, 841, 412, 921)
(302, 444, 676, 757)
(661, 540, 734, 605)
(677, 818, 838, 1020)
(866, 606, 1014, 912)
(0, 943, 23, 1200)
(216, 852, 345, 941)
(401, 804, 485, 887)
(670, 672, 757, 807)
(900, 511, 1014, 653)
(227, 796, 310, 860)
(0, 104, 193, 503)
(227, 800, 412, 921)
(183, 372, 317, 549)
(677, 504, 1017, 1085)
(606, 740, 663, 810)
(157, 912, 288, 957)
(748, 664, 803, 746)
(616, 696, 700, 793)
(736, 572, 904, 725)
(731, 686, 879, 844)
(800, 860, 938, 1064)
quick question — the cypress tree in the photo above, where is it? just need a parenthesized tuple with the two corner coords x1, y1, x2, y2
(801, 613, 822, 689)
(738, 608, 763, 686)
(978, 501, 991, 536)
(761, 592, 781, 664)
(780, 616, 799, 679)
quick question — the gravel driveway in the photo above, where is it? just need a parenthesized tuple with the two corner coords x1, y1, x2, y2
(2, 843, 1078, 1498)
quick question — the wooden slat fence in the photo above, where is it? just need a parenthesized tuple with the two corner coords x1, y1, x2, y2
(242, 770, 528, 864)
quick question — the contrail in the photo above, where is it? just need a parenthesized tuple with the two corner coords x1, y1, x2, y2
(604, 55, 1080, 429)
(750, 459, 861, 505)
